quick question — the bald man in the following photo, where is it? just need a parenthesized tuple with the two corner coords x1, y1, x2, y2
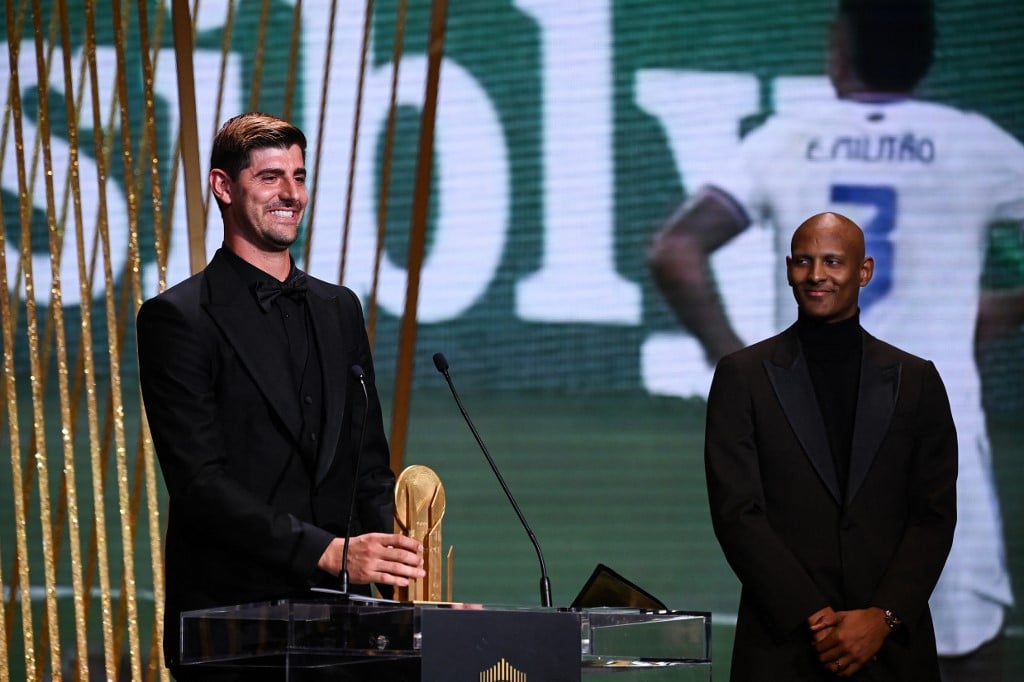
(704, 213, 957, 680)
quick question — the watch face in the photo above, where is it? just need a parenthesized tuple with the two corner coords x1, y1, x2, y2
(884, 609, 901, 629)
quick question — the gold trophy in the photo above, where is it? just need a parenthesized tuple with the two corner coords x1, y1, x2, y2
(393, 465, 451, 602)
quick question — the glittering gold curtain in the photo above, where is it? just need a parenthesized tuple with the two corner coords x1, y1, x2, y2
(0, 0, 443, 679)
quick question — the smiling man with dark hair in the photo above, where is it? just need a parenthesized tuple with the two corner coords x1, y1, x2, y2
(137, 112, 425, 680)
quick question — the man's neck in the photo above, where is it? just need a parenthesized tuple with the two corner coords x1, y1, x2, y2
(842, 90, 913, 104)
(834, 77, 913, 103)
(224, 238, 292, 281)
(796, 310, 862, 353)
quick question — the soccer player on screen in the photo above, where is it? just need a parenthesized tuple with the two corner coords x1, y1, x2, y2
(647, 1, 1024, 678)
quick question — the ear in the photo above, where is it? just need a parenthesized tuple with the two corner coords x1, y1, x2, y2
(209, 169, 233, 207)
(859, 256, 874, 287)
(785, 255, 796, 287)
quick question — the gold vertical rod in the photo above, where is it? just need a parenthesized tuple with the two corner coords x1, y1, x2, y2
(4, 14, 64, 639)
(107, 0, 144, 677)
(14, 3, 69, 677)
(336, 0, 375, 285)
(79, 0, 118, 677)
(190, 0, 235, 277)
(130, 0, 167, 290)
(143, 1, 171, 294)
(389, 0, 449, 472)
(10, 32, 66, 666)
(0, 5, 31, 662)
(0, 185, 15, 682)
(3, 1, 44, 676)
(247, 0, 272, 111)
(48, 0, 98, 677)
(366, 0, 408, 346)
(151, 0, 221, 290)
(130, 2, 169, 678)
(282, 0, 304, 121)
(27, 0, 72, 671)
(0, 550, 8, 680)
(172, 0, 207, 274)
(300, 0, 341, 271)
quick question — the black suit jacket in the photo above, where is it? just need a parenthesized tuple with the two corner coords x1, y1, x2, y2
(705, 325, 956, 681)
(136, 248, 394, 668)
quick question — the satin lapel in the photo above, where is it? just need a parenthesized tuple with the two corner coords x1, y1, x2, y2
(847, 334, 900, 504)
(202, 253, 304, 438)
(306, 288, 347, 486)
(763, 330, 843, 503)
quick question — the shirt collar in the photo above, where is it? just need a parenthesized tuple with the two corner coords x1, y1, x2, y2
(220, 244, 298, 289)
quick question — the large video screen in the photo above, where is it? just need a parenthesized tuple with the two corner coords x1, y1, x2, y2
(2, 1, 1022, 678)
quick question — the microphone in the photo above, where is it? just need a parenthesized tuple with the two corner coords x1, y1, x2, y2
(432, 352, 553, 607)
(339, 364, 369, 595)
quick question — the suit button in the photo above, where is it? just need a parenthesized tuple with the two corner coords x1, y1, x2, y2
(304, 395, 313, 405)
(310, 432, 317, 442)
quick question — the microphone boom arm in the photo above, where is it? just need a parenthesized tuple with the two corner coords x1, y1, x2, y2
(433, 353, 553, 607)
(340, 365, 370, 595)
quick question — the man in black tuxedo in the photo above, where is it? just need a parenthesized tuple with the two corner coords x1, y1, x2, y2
(704, 212, 957, 680)
(137, 112, 425, 679)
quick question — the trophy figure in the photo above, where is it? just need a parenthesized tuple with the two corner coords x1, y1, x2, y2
(394, 465, 450, 602)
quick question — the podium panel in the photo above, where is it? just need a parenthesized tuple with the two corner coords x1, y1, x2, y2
(179, 597, 711, 681)
(422, 608, 580, 681)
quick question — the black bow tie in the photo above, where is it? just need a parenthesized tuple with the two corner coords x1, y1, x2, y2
(254, 273, 308, 312)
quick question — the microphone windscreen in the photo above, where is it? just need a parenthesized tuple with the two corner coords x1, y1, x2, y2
(350, 365, 365, 380)
(432, 352, 449, 373)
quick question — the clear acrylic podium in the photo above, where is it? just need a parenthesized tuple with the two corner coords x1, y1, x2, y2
(179, 596, 711, 680)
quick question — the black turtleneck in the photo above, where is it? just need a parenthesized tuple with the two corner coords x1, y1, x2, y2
(796, 310, 862, 499)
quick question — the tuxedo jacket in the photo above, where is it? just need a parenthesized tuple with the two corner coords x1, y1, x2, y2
(136, 248, 394, 668)
(704, 325, 957, 681)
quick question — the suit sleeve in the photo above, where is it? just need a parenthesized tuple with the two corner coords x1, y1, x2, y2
(869, 360, 957, 632)
(137, 293, 334, 582)
(704, 354, 830, 637)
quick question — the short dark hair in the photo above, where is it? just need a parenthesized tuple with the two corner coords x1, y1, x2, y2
(209, 112, 307, 180)
(838, 0, 935, 92)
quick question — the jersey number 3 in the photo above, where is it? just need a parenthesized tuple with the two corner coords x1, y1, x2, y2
(831, 184, 896, 311)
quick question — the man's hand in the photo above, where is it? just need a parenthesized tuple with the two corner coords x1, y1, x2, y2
(810, 607, 889, 677)
(808, 605, 839, 633)
(318, 532, 425, 586)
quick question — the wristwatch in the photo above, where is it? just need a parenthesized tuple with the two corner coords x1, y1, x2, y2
(883, 609, 902, 630)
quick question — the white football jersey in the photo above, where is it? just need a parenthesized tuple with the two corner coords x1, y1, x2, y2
(713, 95, 1024, 655)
